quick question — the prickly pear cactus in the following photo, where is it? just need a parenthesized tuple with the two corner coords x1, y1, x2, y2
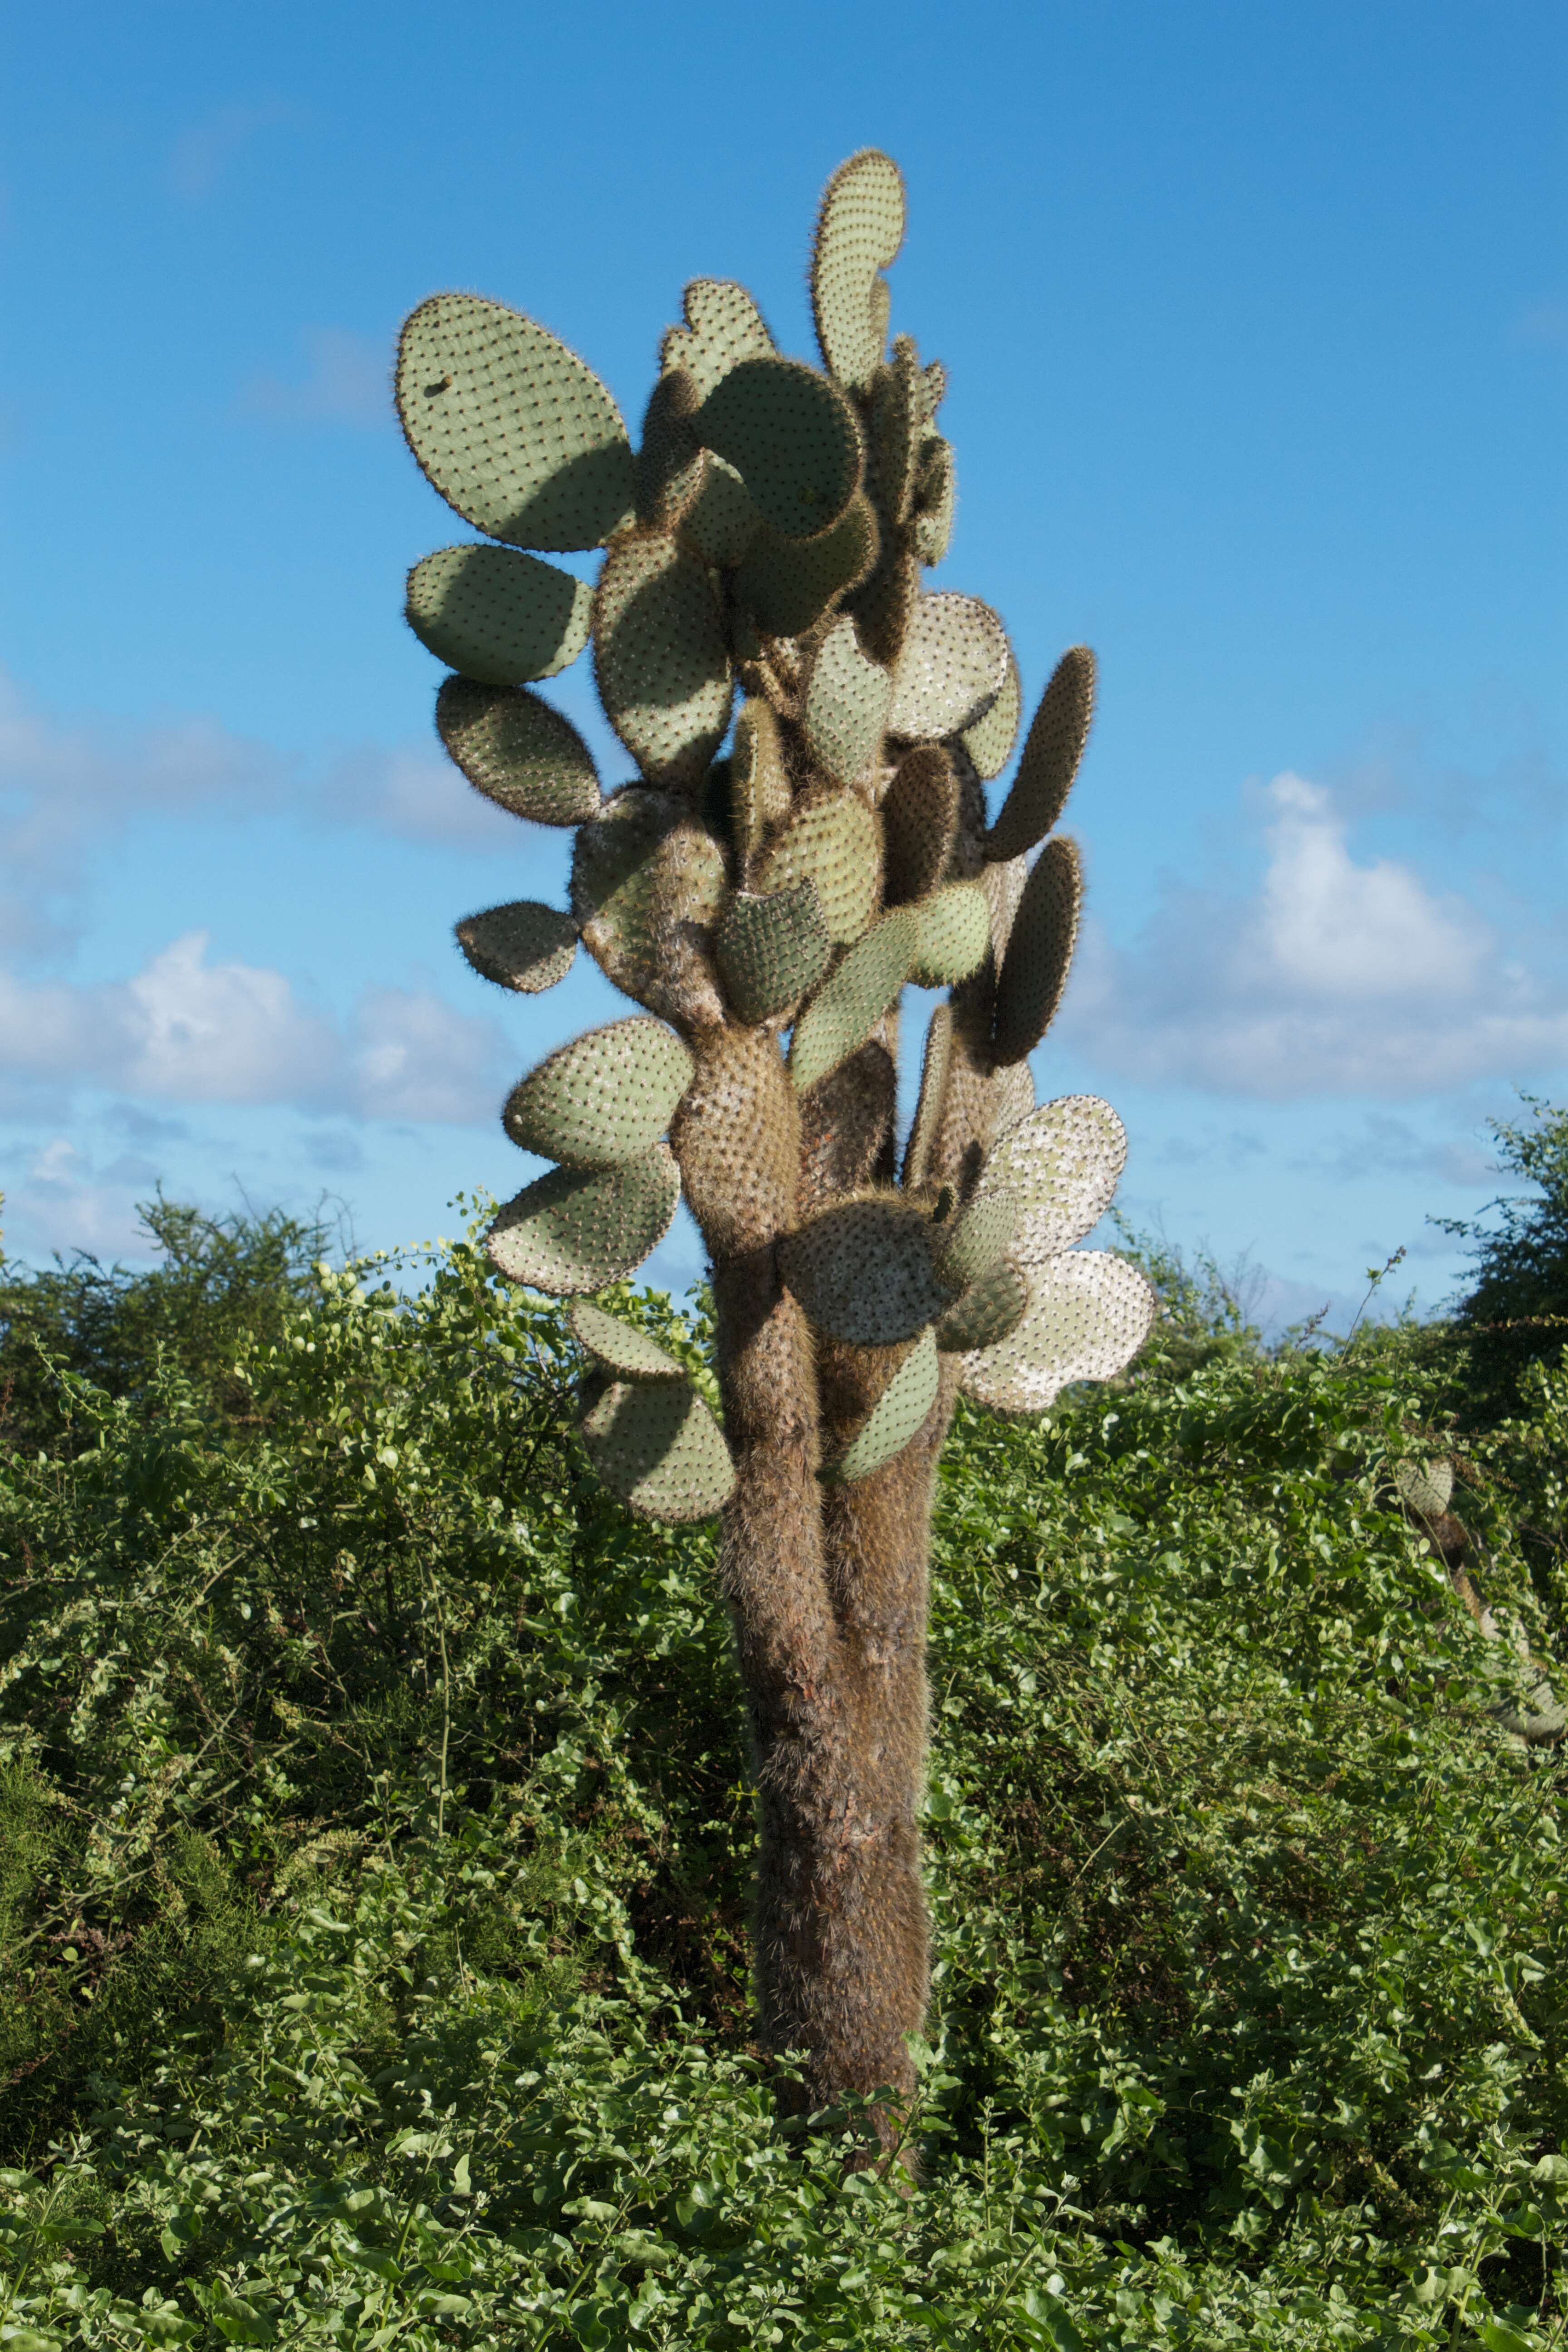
(396, 150, 1155, 2138)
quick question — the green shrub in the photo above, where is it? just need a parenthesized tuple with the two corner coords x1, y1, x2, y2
(0, 1207, 1565, 2345)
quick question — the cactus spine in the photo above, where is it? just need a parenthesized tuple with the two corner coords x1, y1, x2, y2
(396, 152, 1156, 2151)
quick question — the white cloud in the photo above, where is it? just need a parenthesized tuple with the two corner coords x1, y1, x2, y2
(0, 932, 506, 1123)
(1064, 773, 1568, 1098)
(241, 328, 391, 429)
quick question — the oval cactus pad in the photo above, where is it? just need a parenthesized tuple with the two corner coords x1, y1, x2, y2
(455, 901, 577, 994)
(789, 908, 913, 1094)
(436, 678, 601, 825)
(569, 1300, 688, 1383)
(397, 294, 636, 551)
(992, 837, 1082, 1066)
(756, 791, 880, 945)
(717, 882, 833, 1024)
(977, 1095, 1128, 1264)
(985, 646, 1096, 864)
(593, 533, 733, 789)
(504, 1018, 695, 1170)
(828, 1328, 940, 1484)
(486, 1147, 680, 1296)
(779, 1193, 951, 1347)
(960, 1250, 1157, 1416)
(910, 882, 990, 987)
(811, 149, 906, 392)
(697, 358, 862, 541)
(888, 593, 1010, 741)
(406, 545, 592, 686)
(582, 1378, 735, 1522)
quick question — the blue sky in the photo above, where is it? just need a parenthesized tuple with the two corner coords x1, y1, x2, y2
(1, 0, 1563, 1327)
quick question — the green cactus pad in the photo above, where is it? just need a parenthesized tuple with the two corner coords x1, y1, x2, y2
(730, 698, 792, 870)
(976, 1095, 1127, 1264)
(582, 1377, 735, 1522)
(661, 279, 775, 401)
(676, 451, 763, 568)
(960, 1250, 1157, 1416)
(867, 338, 924, 526)
(902, 1003, 952, 1189)
(716, 882, 832, 1023)
(455, 901, 577, 994)
(803, 614, 893, 789)
(406, 545, 593, 686)
(933, 1189, 1017, 1292)
(571, 788, 727, 1011)
(569, 1299, 687, 1382)
(934, 1257, 1029, 1354)
(888, 592, 1009, 741)
(436, 677, 601, 824)
(882, 744, 958, 905)
(734, 495, 879, 638)
(919, 358, 947, 423)
(779, 1192, 949, 1347)
(593, 533, 733, 789)
(397, 294, 636, 552)
(811, 149, 906, 392)
(985, 646, 1097, 863)
(1394, 1458, 1455, 1519)
(910, 881, 990, 987)
(984, 854, 1028, 963)
(962, 650, 1022, 782)
(789, 907, 914, 1093)
(696, 358, 862, 541)
(827, 1328, 940, 1484)
(487, 1146, 680, 1296)
(992, 837, 1082, 1066)
(503, 1017, 695, 1171)
(850, 536, 921, 669)
(636, 367, 701, 526)
(911, 436, 955, 567)
(755, 790, 880, 944)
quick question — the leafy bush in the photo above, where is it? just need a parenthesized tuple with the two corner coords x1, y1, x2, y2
(1438, 1098, 1568, 1421)
(0, 1206, 1565, 2346)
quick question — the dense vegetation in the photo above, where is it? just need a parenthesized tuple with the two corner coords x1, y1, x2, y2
(1, 1118, 1566, 2348)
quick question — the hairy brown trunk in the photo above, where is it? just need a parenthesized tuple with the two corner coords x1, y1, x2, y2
(681, 1018, 945, 2145)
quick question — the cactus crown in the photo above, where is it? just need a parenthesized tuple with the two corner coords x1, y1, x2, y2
(399, 150, 1155, 1517)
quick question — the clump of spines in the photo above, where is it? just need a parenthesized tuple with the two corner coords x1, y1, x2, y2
(396, 150, 1155, 1524)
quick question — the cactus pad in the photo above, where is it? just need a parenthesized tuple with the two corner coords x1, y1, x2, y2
(436, 677, 601, 825)
(717, 882, 832, 1023)
(902, 1003, 952, 1189)
(910, 881, 990, 986)
(406, 545, 593, 686)
(976, 1095, 1127, 1264)
(811, 149, 906, 392)
(882, 744, 958, 905)
(960, 1250, 1156, 1415)
(662, 279, 775, 400)
(780, 1193, 949, 1347)
(697, 358, 862, 541)
(932, 1188, 1017, 1292)
(789, 907, 913, 1093)
(729, 698, 792, 870)
(992, 837, 1082, 1066)
(397, 295, 636, 552)
(991, 1057, 1036, 1137)
(593, 534, 733, 788)
(503, 1018, 695, 1170)
(888, 593, 1010, 741)
(1394, 1458, 1455, 1519)
(827, 1328, 940, 1484)
(582, 1377, 736, 1522)
(934, 1257, 1029, 1354)
(803, 613, 893, 788)
(572, 788, 727, 1017)
(569, 1299, 687, 1382)
(636, 367, 701, 527)
(962, 650, 1022, 782)
(984, 853, 1029, 964)
(985, 646, 1096, 862)
(487, 1145, 680, 1295)
(755, 790, 880, 944)
(867, 338, 924, 525)
(456, 901, 577, 994)
(911, 436, 955, 567)
(677, 452, 763, 568)
(735, 495, 879, 638)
